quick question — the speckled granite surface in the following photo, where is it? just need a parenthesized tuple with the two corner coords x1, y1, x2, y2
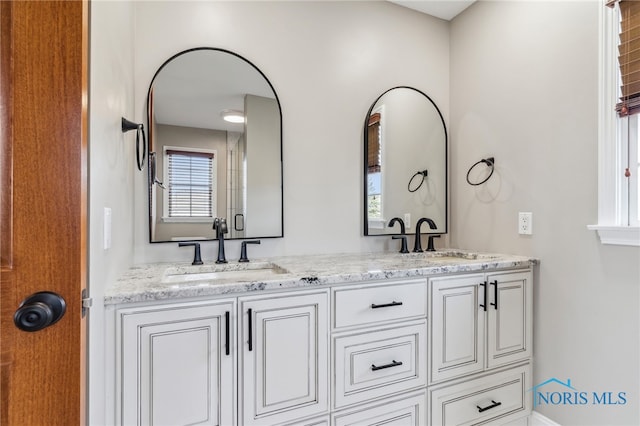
(105, 249, 538, 305)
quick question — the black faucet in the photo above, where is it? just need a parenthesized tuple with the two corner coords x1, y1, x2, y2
(414, 217, 439, 252)
(178, 242, 203, 265)
(239, 240, 261, 262)
(213, 218, 229, 263)
(388, 217, 409, 253)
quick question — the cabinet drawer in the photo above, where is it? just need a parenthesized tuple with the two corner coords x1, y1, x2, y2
(332, 390, 426, 426)
(333, 321, 427, 408)
(333, 279, 427, 329)
(429, 364, 531, 426)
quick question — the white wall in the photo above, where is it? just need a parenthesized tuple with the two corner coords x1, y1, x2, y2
(451, 2, 639, 425)
(131, 0, 450, 263)
(88, 1, 136, 424)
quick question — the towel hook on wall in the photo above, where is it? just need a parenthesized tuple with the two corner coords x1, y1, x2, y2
(466, 157, 495, 186)
(121, 117, 147, 171)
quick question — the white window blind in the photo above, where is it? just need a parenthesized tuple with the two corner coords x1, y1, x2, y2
(167, 150, 214, 218)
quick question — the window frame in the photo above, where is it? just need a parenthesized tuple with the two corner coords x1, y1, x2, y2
(161, 145, 217, 223)
(366, 105, 386, 229)
(589, 2, 640, 246)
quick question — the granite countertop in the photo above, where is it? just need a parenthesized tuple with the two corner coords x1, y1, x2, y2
(105, 249, 538, 305)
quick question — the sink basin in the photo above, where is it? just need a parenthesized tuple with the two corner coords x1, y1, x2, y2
(399, 250, 501, 263)
(427, 250, 499, 260)
(163, 262, 289, 284)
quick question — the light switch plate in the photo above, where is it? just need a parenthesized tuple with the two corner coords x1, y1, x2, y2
(104, 207, 112, 249)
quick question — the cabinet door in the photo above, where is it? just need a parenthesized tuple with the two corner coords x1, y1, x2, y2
(486, 271, 532, 368)
(239, 291, 329, 426)
(119, 300, 236, 426)
(430, 274, 485, 383)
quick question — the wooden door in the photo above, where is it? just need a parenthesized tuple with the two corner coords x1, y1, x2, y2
(0, 1, 88, 425)
(239, 291, 329, 426)
(486, 271, 533, 369)
(119, 300, 236, 426)
(429, 274, 485, 383)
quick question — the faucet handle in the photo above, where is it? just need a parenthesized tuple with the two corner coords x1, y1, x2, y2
(392, 235, 409, 254)
(178, 242, 203, 265)
(239, 240, 261, 262)
(213, 217, 229, 234)
(426, 234, 441, 252)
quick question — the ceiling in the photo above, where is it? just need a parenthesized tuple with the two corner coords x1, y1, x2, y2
(389, 0, 476, 21)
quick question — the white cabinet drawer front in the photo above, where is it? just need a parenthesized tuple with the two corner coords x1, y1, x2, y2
(332, 390, 426, 426)
(430, 364, 531, 426)
(280, 415, 330, 426)
(334, 321, 427, 408)
(333, 279, 427, 329)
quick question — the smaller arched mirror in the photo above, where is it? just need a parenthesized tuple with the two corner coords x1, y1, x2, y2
(147, 48, 283, 243)
(363, 86, 447, 236)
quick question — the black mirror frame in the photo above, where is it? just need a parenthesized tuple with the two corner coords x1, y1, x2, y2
(362, 86, 448, 237)
(145, 47, 284, 243)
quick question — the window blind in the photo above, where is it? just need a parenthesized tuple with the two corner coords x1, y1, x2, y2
(611, 0, 640, 116)
(167, 150, 214, 217)
(367, 113, 381, 173)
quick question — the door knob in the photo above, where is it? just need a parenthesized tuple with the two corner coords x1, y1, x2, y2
(14, 291, 66, 332)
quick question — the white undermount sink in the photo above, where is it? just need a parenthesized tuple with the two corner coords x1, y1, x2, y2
(162, 262, 289, 284)
(399, 250, 501, 263)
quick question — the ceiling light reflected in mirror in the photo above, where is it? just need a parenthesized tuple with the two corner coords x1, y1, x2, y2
(221, 109, 245, 124)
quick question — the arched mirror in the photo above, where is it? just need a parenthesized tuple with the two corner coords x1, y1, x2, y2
(147, 48, 283, 243)
(363, 86, 447, 236)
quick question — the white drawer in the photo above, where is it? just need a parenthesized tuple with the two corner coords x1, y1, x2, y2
(332, 279, 427, 329)
(429, 364, 531, 426)
(332, 390, 426, 426)
(279, 415, 329, 426)
(333, 321, 427, 408)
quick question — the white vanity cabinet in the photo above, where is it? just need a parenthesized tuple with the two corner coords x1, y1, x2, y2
(116, 299, 236, 426)
(238, 290, 329, 426)
(428, 270, 533, 425)
(109, 256, 535, 426)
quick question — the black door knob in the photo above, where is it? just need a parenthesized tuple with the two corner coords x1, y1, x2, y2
(14, 291, 66, 332)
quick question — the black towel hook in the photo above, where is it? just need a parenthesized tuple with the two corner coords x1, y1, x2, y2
(122, 117, 147, 171)
(466, 157, 495, 186)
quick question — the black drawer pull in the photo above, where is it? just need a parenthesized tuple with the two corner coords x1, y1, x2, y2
(490, 280, 498, 310)
(247, 308, 253, 352)
(371, 360, 403, 371)
(371, 301, 403, 309)
(225, 311, 230, 356)
(477, 400, 502, 413)
(479, 282, 487, 311)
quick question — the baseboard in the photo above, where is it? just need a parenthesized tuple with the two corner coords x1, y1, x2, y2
(530, 411, 561, 426)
